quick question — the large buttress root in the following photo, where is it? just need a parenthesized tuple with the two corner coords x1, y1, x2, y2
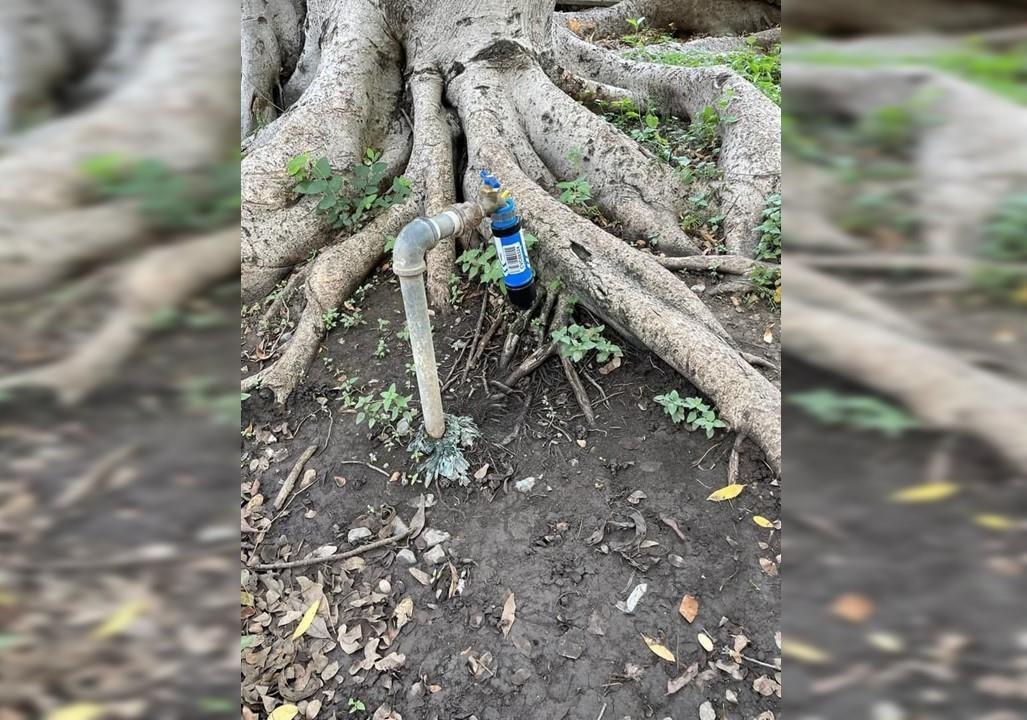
(244, 70, 455, 403)
(242, 0, 404, 302)
(0, 230, 239, 404)
(0, 0, 238, 210)
(452, 70, 780, 472)
(514, 63, 700, 255)
(241, 0, 306, 137)
(553, 27, 780, 255)
(558, 0, 780, 40)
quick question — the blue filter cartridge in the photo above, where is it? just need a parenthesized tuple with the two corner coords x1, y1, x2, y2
(480, 170, 536, 310)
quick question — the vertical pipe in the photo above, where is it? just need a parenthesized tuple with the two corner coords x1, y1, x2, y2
(398, 274, 446, 438)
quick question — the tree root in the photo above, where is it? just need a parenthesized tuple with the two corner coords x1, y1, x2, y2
(0, 229, 238, 404)
(241, 0, 405, 302)
(561, 355, 596, 426)
(553, 27, 779, 255)
(789, 297, 1027, 475)
(241, 0, 305, 138)
(514, 63, 700, 255)
(657, 254, 771, 276)
(558, 0, 780, 40)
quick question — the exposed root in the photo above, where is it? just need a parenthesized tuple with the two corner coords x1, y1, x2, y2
(244, 202, 416, 403)
(0, 202, 146, 300)
(0, 229, 238, 404)
(498, 287, 548, 371)
(241, 0, 305, 137)
(0, 0, 238, 210)
(558, 0, 780, 40)
(515, 63, 700, 255)
(794, 253, 1027, 278)
(553, 27, 780, 255)
(789, 298, 1027, 475)
(657, 254, 770, 276)
(241, 1, 404, 302)
(561, 355, 596, 426)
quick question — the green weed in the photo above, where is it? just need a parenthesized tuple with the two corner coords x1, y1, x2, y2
(789, 389, 919, 437)
(551, 324, 623, 363)
(653, 390, 728, 437)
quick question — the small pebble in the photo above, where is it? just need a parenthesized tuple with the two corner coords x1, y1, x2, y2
(347, 527, 372, 543)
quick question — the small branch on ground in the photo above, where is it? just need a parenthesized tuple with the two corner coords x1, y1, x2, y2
(250, 529, 411, 571)
(274, 445, 318, 510)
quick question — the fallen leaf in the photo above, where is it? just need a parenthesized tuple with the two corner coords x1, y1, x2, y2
(292, 598, 320, 639)
(576, 439, 587, 448)
(474, 464, 490, 480)
(599, 356, 621, 375)
(393, 597, 414, 629)
(697, 632, 714, 652)
(240, 634, 256, 650)
(753, 515, 775, 528)
(93, 598, 148, 639)
(867, 631, 904, 653)
(699, 700, 716, 720)
(500, 592, 517, 637)
(830, 593, 875, 624)
(974, 514, 1017, 531)
(753, 674, 781, 697)
(269, 705, 300, 720)
(707, 484, 745, 502)
(678, 594, 699, 623)
(374, 652, 406, 671)
(409, 567, 432, 586)
(241, 590, 254, 607)
(641, 634, 676, 662)
(759, 558, 779, 576)
(616, 583, 647, 614)
(660, 514, 687, 541)
(666, 662, 699, 694)
(889, 482, 960, 503)
(782, 637, 830, 664)
(47, 704, 106, 720)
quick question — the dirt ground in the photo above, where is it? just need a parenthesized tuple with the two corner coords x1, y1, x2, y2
(784, 302, 1027, 717)
(241, 266, 781, 719)
(0, 288, 240, 717)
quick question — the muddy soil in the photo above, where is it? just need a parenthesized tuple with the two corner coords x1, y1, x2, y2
(0, 288, 240, 717)
(241, 267, 781, 719)
(785, 305, 1027, 717)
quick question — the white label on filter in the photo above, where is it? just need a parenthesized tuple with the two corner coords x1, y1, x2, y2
(495, 238, 527, 275)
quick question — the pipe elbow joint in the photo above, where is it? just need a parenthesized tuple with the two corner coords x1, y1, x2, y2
(393, 217, 439, 277)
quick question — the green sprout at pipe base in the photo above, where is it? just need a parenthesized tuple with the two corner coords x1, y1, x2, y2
(407, 415, 481, 487)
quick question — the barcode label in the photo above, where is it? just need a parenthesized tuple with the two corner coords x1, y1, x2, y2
(501, 242, 527, 275)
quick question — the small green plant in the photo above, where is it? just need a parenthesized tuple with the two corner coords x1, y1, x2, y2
(457, 243, 504, 286)
(789, 389, 919, 437)
(340, 309, 365, 329)
(621, 16, 673, 47)
(551, 324, 623, 363)
(323, 307, 340, 330)
(654, 390, 728, 437)
(408, 414, 481, 487)
(754, 193, 781, 261)
(982, 192, 1027, 262)
(629, 43, 781, 105)
(448, 272, 466, 305)
(398, 323, 411, 342)
(377, 318, 391, 332)
(374, 337, 389, 358)
(81, 154, 240, 232)
(557, 149, 599, 217)
(347, 697, 366, 714)
(287, 148, 411, 231)
(178, 377, 239, 426)
(748, 264, 781, 304)
(351, 383, 417, 432)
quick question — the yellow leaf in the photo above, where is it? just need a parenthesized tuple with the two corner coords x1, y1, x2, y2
(641, 634, 676, 662)
(93, 598, 147, 639)
(753, 515, 774, 528)
(47, 704, 105, 720)
(697, 632, 714, 652)
(292, 598, 320, 639)
(268, 704, 300, 720)
(241, 591, 254, 607)
(782, 637, 830, 664)
(890, 482, 960, 503)
(707, 484, 745, 502)
(974, 514, 1017, 531)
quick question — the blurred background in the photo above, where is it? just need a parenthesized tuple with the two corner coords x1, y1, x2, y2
(0, 1, 239, 718)
(783, 0, 1027, 717)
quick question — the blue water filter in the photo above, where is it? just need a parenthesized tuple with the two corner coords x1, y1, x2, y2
(480, 170, 536, 310)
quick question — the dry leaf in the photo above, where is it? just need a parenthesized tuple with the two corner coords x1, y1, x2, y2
(753, 515, 775, 528)
(93, 598, 148, 639)
(699, 700, 716, 720)
(599, 356, 621, 375)
(666, 662, 699, 694)
(374, 652, 406, 671)
(830, 593, 875, 624)
(292, 598, 320, 639)
(393, 597, 414, 630)
(616, 583, 647, 614)
(409, 567, 432, 586)
(759, 558, 779, 576)
(753, 674, 781, 697)
(890, 482, 960, 503)
(474, 464, 490, 480)
(697, 632, 714, 652)
(47, 704, 106, 720)
(269, 705, 300, 720)
(500, 592, 517, 637)
(641, 634, 676, 662)
(678, 594, 699, 623)
(867, 631, 904, 653)
(782, 638, 830, 664)
(974, 514, 1017, 530)
(707, 484, 745, 502)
